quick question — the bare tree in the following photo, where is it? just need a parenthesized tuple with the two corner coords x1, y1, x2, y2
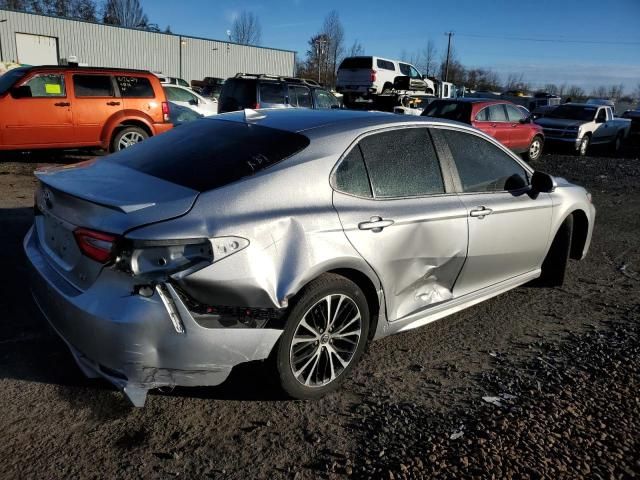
(421, 39, 437, 77)
(73, 0, 96, 20)
(635, 83, 640, 101)
(503, 72, 529, 92)
(347, 39, 364, 57)
(590, 85, 608, 98)
(103, 0, 148, 28)
(0, 0, 27, 9)
(230, 11, 261, 45)
(321, 10, 344, 87)
(607, 84, 625, 100)
(566, 85, 585, 100)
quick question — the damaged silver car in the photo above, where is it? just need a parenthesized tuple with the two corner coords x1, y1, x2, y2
(25, 109, 595, 406)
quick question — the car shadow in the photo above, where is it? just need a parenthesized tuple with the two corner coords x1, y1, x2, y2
(0, 206, 286, 416)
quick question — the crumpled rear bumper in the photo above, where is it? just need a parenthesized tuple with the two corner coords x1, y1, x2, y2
(24, 226, 282, 406)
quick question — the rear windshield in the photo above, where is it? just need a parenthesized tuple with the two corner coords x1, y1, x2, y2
(339, 57, 373, 69)
(108, 119, 310, 191)
(0, 67, 29, 95)
(219, 79, 257, 112)
(422, 101, 472, 124)
(547, 105, 597, 121)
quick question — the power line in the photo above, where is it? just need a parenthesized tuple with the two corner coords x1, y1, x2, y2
(455, 32, 640, 46)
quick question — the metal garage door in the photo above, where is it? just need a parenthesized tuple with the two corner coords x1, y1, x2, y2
(16, 33, 58, 65)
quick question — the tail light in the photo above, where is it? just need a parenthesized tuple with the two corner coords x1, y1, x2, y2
(252, 102, 260, 109)
(74, 228, 118, 263)
(370, 69, 377, 82)
(162, 101, 170, 122)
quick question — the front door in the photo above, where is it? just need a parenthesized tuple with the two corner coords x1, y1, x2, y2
(71, 73, 122, 145)
(504, 103, 530, 151)
(3, 71, 74, 148)
(432, 128, 553, 297)
(332, 127, 468, 321)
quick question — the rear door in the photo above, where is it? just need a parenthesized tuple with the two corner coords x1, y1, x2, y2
(332, 127, 468, 321)
(71, 73, 122, 145)
(487, 104, 512, 147)
(3, 71, 74, 147)
(258, 81, 287, 108)
(432, 128, 552, 297)
(114, 74, 162, 122)
(287, 85, 313, 108)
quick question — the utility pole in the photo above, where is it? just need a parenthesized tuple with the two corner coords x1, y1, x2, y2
(314, 37, 327, 84)
(444, 31, 454, 82)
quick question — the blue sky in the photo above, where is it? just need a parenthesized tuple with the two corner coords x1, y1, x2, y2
(141, 0, 640, 92)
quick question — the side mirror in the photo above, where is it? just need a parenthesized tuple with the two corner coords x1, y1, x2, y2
(189, 98, 198, 106)
(519, 116, 531, 124)
(11, 85, 32, 99)
(531, 171, 556, 193)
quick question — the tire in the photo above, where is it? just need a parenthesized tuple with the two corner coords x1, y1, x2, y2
(577, 135, 590, 156)
(276, 274, 370, 400)
(381, 83, 393, 94)
(538, 215, 573, 287)
(526, 135, 544, 162)
(610, 132, 624, 153)
(111, 126, 149, 152)
(426, 88, 434, 95)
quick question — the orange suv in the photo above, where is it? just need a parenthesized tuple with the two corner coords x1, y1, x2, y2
(0, 66, 172, 152)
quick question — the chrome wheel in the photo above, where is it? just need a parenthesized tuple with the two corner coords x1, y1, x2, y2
(289, 294, 362, 387)
(529, 138, 542, 160)
(579, 137, 589, 156)
(118, 131, 145, 150)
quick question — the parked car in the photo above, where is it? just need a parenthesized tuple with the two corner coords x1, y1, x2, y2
(168, 101, 203, 125)
(621, 104, 640, 133)
(422, 98, 545, 161)
(531, 104, 558, 120)
(535, 103, 631, 155)
(336, 56, 433, 104)
(25, 109, 595, 406)
(217, 74, 340, 113)
(191, 76, 224, 94)
(155, 74, 190, 88)
(163, 84, 218, 116)
(0, 66, 172, 152)
(586, 98, 616, 112)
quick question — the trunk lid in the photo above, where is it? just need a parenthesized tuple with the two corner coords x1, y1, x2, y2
(34, 159, 199, 290)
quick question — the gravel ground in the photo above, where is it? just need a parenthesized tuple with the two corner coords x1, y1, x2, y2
(0, 138, 639, 479)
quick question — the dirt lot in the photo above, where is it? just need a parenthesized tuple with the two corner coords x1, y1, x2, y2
(0, 139, 639, 479)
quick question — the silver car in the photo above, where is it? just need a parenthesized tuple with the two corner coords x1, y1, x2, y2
(25, 109, 595, 406)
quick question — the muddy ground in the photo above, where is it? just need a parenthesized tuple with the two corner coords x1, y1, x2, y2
(0, 139, 638, 479)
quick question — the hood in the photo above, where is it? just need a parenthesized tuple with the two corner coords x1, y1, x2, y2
(534, 118, 585, 128)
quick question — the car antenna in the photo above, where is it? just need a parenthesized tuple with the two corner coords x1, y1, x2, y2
(243, 108, 266, 122)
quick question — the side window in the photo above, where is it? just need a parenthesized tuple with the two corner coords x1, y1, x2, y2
(359, 128, 445, 198)
(596, 109, 606, 122)
(475, 107, 489, 121)
(438, 129, 529, 192)
(334, 145, 372, 198)
(398, 63, 411, 76)
(22, 73, 66, 97)
(314, 89, 338, 109)
(73, 75, 114, 97)
(505, 104, 524, 122)
(116, 76, 154, 98)
(165, 87, 196, 103)
(288, 85, 312, 108)
(259, 82, 286, 104)
(488, 104, 508, 121)
(377, 59, 395, 71)
(409, 66, 421, 79)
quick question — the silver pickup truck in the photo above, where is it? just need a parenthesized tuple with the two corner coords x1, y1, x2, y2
(535, 103, 631, 156)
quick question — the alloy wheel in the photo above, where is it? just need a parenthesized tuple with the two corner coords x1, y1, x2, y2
(118, 131, 145, 150)
(289, 294, 362, 387)
(529, 139, 541, 160)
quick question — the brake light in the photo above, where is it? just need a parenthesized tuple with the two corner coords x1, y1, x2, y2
(74, 228, 117, 263)
(370, 69, 377, 82)
(162, 101, 170, 122)
(253, 102, 260, 109)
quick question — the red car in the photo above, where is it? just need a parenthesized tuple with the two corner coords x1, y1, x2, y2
(422, 98, 544, 161)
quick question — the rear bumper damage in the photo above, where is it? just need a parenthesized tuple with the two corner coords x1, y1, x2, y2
(24, 227, 283, 406)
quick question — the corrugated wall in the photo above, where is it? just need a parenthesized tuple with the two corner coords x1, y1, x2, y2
(0, 9, 295, 82)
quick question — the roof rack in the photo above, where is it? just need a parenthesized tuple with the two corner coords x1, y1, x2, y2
(234, 73, 323, 87)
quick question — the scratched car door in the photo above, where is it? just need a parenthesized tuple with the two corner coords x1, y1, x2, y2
(332, 127, 468, 321)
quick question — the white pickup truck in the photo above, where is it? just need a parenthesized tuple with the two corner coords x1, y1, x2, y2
(535, 103, 631, 156)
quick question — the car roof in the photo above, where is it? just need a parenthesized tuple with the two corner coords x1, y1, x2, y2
(431, 97, 509, 105)
(211, 108, 465, 134)
(17, 65, 153, 75)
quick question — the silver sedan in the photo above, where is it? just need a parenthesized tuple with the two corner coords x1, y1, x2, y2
(25, 109, 595, 406)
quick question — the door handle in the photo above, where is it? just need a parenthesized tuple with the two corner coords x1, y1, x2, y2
(106, 101, 121, 106)
(490, 123, 497, 127)
(469, 207, 493, 219)
(54, 102, 70, 107)
(358, 216, 394, 232)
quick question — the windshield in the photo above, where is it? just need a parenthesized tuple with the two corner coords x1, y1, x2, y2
(422, 100, 471, 124)
(0, 68, 29, 95)
(547, 105, 597, 121)
(339, 57, 372, 69)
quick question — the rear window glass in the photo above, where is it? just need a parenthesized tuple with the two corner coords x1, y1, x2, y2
(377, 59, 395, 70)
(423, 101, 471, 124)
(259, 82, 286, 104)
(116, 76, 154, 98)
(339, 57, 373, 69)
(219, 79, 256, 112)
(334, 145, 372, 198)
(108, 119, 310, 192)
(73, 75, 114, 97)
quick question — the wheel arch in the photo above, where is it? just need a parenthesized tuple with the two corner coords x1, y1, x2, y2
(569, 209, 589, 260)
(101, 112, 154, 148)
